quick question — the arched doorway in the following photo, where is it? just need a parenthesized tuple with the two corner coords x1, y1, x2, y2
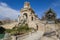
(23, 13, 27, 20)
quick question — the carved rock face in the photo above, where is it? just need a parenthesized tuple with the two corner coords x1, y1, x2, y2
(0, 26, 5, 34)
(46, 13, 54, 20)
(45, 11, 56, 21)
(48, 13, 53, 17)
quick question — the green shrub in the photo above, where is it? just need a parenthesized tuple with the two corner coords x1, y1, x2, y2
(5, 24, 34, 35)
(17, 24, 29, 32)
(5, 29, 12, 33)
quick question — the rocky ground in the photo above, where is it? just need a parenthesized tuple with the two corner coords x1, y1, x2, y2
(18, 23, 60, 40)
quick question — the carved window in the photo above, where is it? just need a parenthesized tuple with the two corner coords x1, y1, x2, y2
(31, 17, 33, 21)
(36, 24, 38, 30)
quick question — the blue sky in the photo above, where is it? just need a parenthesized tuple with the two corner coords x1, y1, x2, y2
(0, 0, 60, 20)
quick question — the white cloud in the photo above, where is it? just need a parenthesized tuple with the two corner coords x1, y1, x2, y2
(0, 2, 20, 19)
(0, 2, 8, 7)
